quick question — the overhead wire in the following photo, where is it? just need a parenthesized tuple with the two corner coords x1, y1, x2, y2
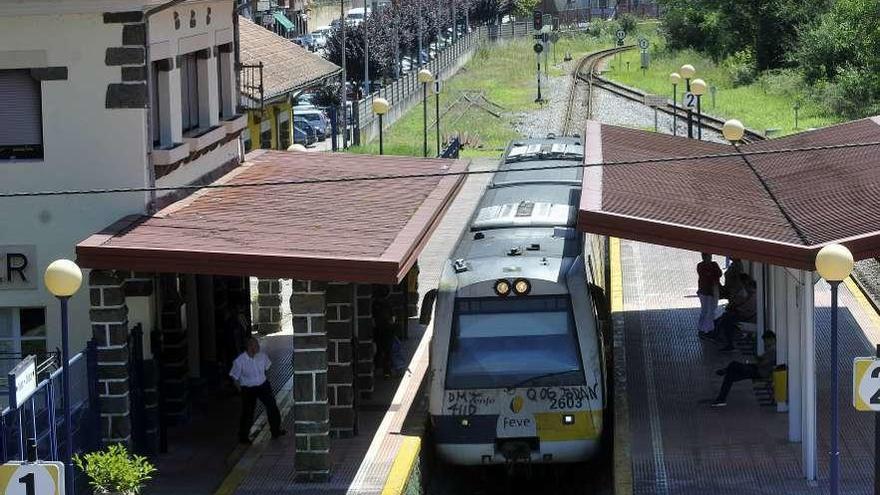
(2, 139, 880, 198)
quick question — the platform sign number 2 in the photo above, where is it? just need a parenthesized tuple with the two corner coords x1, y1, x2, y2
(0, 462, 64, 495)
(853, 357, 880, 411)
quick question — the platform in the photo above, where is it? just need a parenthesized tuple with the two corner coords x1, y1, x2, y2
(615, 239, 880, 494)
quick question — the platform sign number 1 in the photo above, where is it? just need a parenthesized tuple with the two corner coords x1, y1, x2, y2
(0, 462, 64, 495)
(853, 357, 880, 411)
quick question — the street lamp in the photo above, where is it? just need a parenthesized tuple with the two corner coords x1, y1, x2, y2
(669, 72, 681, 136)
(372, 97, 389, 155)
(691, 78, 707, 141)
(418, 68, 434, 157)
(816, 243, 855, 495)
(722, 119, 745, 144)
(44, 259, 83, 495)
(680, 64, 695, 138)
(432, 81, 441, 156)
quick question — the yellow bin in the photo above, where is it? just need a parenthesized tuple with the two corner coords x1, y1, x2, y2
(773, 365, 788, 404)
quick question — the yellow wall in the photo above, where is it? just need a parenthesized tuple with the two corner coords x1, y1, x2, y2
(246, 101, 293, 151)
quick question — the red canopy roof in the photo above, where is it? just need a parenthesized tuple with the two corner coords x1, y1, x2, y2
(578, 117, 880, 269)
(77, 150, 467, 284)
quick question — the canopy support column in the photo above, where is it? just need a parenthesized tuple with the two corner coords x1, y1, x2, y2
(801, 271, 817, 481)
(771, 266, 788, 413)
(787, 269, 802, 443)
(755, 262, 766, 355)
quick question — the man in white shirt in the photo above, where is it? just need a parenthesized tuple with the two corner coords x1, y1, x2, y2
(229, 337, 285, 444)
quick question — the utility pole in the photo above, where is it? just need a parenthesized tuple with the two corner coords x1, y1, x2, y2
(363, 0, 370, 98)
(340, 0, 348, 148)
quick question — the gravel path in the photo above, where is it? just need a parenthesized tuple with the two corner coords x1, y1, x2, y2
(512, 58, 580, 138)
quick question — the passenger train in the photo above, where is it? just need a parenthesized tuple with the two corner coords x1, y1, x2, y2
(427, 135, 610, 466)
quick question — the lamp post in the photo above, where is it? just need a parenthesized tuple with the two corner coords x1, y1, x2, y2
(372, 97, 389, 155)
(418, 68, 433, 157)
(669, 72, 681, 136)
(691, 78, 707, 141)
(816, 244, 855, 495)
(44, 259, 83, 495)
(680, 64, 695, 139)
(722, 119, 745, 145)
(433, 81, 441, 156)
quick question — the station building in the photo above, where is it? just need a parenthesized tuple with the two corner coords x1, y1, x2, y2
(0, 0, 246, 388)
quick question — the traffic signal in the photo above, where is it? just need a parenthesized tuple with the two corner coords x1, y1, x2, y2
(533, 10, 542, 31)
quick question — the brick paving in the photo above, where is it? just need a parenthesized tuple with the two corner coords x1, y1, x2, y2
(621, 240, 880, 494)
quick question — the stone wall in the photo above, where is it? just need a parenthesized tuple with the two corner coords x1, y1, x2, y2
(89, 269, 132, 444)
(291, 281, 330, 481)
(325, 283, 355, 438)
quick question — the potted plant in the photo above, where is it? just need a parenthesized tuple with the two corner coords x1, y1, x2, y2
(74, 444, 157, 495)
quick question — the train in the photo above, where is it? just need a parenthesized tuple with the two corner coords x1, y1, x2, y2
(426, 135, 611, 467)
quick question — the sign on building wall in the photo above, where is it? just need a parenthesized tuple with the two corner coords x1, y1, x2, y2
(0, 246, 36, 290)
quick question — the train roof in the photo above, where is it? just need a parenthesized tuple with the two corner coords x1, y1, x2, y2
(447, 136, 586, 283)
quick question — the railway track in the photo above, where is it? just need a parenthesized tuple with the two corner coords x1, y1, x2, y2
(590, 75, 765, 143)
(560, 45, 635, 136)
(561, 46, 765, 142)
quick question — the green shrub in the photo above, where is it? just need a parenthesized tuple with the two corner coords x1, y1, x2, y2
(819, 66, 880, 119)
(617, 13, 638, 35)
(74, 444, 157, 495)
(723, 50, 756, 86)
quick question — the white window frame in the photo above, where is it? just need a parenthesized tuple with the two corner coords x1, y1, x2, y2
(180, 52, 201, 133)
(0, 307, 47, 356)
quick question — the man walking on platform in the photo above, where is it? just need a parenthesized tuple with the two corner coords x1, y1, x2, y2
(230, 337, 286, 444)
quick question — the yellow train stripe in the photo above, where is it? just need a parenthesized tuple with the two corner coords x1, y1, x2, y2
(534, 411, 601, 441)
(610, 237, 623, 313)
(381, 435, 421, 495)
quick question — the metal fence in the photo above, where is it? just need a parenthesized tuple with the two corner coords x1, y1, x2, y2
(0, 343, 100, 492)
(353, 21, 536, 146)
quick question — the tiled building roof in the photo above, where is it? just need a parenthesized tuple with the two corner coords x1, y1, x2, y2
(578, 117, 880, 269)
(77, 151, 467, 283)
(239, 16, 341, 102)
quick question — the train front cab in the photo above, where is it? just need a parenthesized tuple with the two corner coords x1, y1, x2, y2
(428, 253, 606, 466)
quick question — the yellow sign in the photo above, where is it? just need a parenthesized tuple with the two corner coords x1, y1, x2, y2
(853, 357, 880, 411)
(0, 461, 64, 495)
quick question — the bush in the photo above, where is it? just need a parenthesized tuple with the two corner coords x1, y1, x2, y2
(616, 13, 637, 35)
(74, 444, 156, 495)
(722, 50, 756, 86)
(819, 66, 880, 119)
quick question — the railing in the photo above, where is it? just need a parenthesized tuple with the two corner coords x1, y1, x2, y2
(353, 21, 535, 146)
(239, 62, 265, 113)
(0, 342, 100, 493)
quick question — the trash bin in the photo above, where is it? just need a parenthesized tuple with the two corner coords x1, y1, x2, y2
(773, 364, 787, 404)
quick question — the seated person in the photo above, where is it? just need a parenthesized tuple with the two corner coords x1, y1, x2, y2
(711, 331, 776, 407)
(701, 274, 756, 351)
(720, 258, 744, 300)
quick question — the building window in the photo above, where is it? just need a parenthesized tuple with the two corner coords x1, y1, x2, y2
(279, 118, 290, 149)
(180, 52, 200, 133)
(0, 70, 43, 160)
(0, 307, 47, 376)
(260, 118, 271, 149)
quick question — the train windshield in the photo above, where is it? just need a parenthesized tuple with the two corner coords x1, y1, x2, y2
(446, 296, 585, 389)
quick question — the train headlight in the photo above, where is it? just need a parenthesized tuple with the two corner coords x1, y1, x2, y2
(461, 418, 470, 427)
(494, 279, 511, 297)
(563, 414, 575, 425)
(513, 278, 531, 295)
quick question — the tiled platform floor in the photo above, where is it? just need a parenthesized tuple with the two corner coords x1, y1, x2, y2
(620, 240, 880, 494)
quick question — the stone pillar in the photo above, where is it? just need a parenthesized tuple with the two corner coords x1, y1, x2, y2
(197, 48, 220, 128)
(406, 264, 420, 318)
(291, 281, 329, 481)
(157, 62, 182, 147)
(158, 274, 188, 424)
(355, 284, 375, 399)
(254, 278, 282, 335)
(89, 269, 132, 445)
(218, 44, 236, 119)
(325, 282, 354, 438)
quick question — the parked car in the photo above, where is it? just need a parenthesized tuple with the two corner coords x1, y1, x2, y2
(295, 33, 317, 51)
(295, 109, 330, 139)
(293, 124, 313, 147)
(311, 25, 332, 49)
(294, 117, 320, 145)
(345, 7, 370, 26)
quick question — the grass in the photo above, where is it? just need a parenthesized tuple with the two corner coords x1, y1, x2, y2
(603, 44, 842, 136)
(350, 33, 613, 158)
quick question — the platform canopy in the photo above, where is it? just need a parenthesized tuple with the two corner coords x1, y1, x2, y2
(77, 151, 467, 284)
(578, 117, 880, 269)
